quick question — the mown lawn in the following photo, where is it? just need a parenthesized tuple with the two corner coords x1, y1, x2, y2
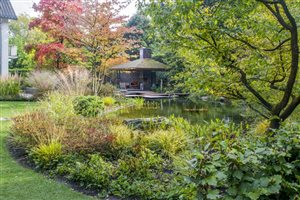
(0, 101, 93, 200)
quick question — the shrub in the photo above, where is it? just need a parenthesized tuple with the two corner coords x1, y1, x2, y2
(0, 75, 20, 98)
(67, 154, 113, 190)
(110, 125, 138, 154)
(73, 96, 104, 117)
(186, 122, 300, 200)
(56, 68, 91, 96)
(10, 108, 300, 200)
(109, 148, 189, 199)
(97, 83, 116, 97)
(40, 92, 76, 123)
(254, 120, 269, 135)
(102, 97, 116, 107)
(11, 112, 65, 148)
(115, 148, 164, 178)
(26, 70, 58, 94)
(143, 128, 188, 157)
(62, 117, 116, 153)
(30, 142, 63, 170)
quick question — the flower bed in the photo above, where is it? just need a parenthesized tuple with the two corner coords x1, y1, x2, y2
(8, 93, 300, 199)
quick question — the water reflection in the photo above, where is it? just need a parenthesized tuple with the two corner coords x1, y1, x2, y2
(114, 98, 243, 124)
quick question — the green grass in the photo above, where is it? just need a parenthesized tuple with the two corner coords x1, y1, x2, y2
(0, 101, 93, 200)
(0, 101, 38, 118)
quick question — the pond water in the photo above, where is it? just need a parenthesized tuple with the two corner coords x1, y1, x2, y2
(113, 98, 243, 124)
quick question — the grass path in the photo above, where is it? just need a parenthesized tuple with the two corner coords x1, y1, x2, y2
(0, 101, 93, 200)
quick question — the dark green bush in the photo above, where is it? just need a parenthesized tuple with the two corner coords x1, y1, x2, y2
(110, 148, 194, 199)
(73, 96, 104, 117)
(67, 154, 113, 190)
(186, 123, 300, 200)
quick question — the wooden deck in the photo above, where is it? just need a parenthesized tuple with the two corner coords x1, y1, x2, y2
(120, 90, 180, 99)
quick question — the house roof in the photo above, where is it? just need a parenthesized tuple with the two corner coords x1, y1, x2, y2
(0, 0, 17, 20)
(110, 58, 169, 71)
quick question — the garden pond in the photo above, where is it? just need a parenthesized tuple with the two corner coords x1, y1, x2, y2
(112, 98, 244, 124)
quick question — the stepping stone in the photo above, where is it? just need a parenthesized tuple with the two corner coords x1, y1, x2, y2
(0, 117, 10, 121)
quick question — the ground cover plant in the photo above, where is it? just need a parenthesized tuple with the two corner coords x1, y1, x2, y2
(8, 92, 300, 199)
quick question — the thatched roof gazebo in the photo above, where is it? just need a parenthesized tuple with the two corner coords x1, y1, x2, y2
(111, 48, 169, 90)
(111, 57, 169, 71)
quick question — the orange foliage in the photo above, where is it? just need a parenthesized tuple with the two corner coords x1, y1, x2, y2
(30, 0, 138, 69)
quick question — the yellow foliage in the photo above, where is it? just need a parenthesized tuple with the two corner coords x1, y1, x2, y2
(255, 120, 269, 135)
(143, 128, 188, 156)
(110, 125, 138, 150)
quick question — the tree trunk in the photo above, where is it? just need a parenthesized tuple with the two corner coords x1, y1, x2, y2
(269, 118, 281, 130)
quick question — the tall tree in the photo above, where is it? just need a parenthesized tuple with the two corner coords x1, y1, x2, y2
(30, 0, 82, 68)
(64, 0, 135, 81)
(125, 13, 150, 60)
(142, 0, 299, 129)
(30, 0, 135, 84)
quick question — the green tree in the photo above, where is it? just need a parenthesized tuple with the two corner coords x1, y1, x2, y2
(125, 13, 151, 60)
(142, 0, 299, 129)
(9, 14, 48, 71)
(126, 12, 187, 92)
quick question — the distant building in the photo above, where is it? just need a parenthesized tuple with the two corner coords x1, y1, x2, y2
(111, 48, 169, 90)
(0, 0, 17, 77)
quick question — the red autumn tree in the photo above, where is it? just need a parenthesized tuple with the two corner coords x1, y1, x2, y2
(30, 0, 137, 74)
(29, 0, 82, 68)
(64, 0, 136, 78)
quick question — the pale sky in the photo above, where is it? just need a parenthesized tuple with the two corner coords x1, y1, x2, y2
(10, 0, 138, 17)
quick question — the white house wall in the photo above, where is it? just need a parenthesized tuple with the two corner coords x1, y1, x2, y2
(0, 19, 9, 77)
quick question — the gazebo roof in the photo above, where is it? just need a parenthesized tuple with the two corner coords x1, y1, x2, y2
(0, 0, 17, 20)
(110, 58, 169, 71)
